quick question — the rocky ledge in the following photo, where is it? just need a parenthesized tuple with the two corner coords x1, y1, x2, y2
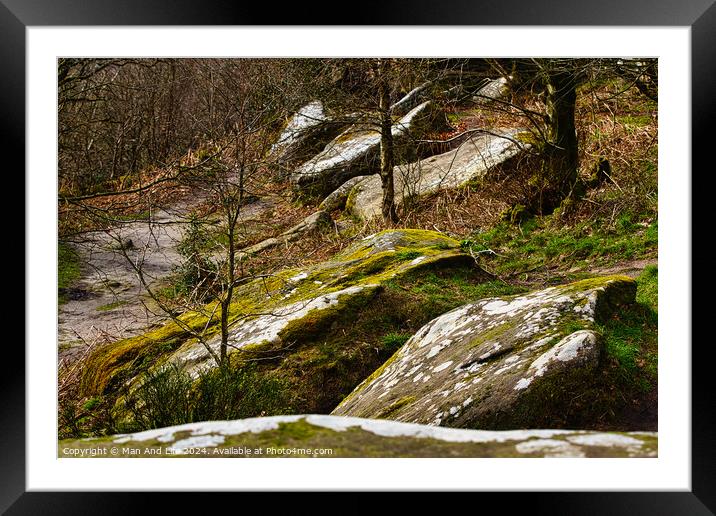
(60, 414, 656, 458)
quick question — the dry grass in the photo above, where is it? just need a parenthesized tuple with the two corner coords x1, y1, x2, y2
(233, 76, 657, 275)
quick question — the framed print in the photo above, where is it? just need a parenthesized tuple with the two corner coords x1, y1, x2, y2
(10, 0, 714, 511)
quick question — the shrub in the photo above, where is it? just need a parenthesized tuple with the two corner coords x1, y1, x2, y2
(125, 362, 195, 430)
(123, 361, 291, 431)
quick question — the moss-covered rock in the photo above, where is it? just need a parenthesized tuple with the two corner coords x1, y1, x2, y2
(59, 414, 657, 458)
(347, 129, 530, 221)
(332, 276, 637, 429)
(79, 229, 483, 419)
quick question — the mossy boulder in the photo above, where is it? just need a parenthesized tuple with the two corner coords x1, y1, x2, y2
(59, 414, 657, 458)
(290, 101, 444, 196)
(346, 129, 530, 221)
(332, 276, 637, 429)
(79, 229, 482, 417)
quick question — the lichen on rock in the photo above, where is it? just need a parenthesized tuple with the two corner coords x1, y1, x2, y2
(59, 414, 657, 458)
(332, 275, 637, 429)
(267, 101, 346, 170)
(290, 101, 444, 196)
(79, 229, 480, 416)
(346, 129, 530, 221)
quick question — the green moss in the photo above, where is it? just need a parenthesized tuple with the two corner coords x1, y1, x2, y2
(59, 422, 657, 458)
(96, 300, 128, 311)
(376, 395, 416, 419)
(79, 311, 213, 397)
(278, 285, 381, 344)
(467, 322, 513, 350)
(395, 250, 422, 261)
(58, 242, 81, 304)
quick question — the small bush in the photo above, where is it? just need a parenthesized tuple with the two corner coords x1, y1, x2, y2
(381, 332, 411, 350)
(175, 216, 217, 299)
(125, 362, 195, 430)
(123, 361, 291, 431)
(192, 364, 290, 422)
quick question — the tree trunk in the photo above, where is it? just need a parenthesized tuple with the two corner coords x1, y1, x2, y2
(542, 68, 579, 213)
(378, 59, 398, 222)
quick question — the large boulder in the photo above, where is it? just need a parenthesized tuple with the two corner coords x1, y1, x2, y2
(290, 101, 445, 196)
(346, 129, 529, 220)
(332, 276, 637, 429)
(79, 229, 482, 415)
(59, 414, 657, 458)
(267, 101, 346, 172)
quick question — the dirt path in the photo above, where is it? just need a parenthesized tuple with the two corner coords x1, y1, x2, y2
(58, 196, 271, 365)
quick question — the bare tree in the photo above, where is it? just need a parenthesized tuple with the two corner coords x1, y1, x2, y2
(313, 58, 454, 222)
(473, 57, 657, 214)
(59, 58, 320, 369)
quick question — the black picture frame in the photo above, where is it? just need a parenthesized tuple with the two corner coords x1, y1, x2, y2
(9, 0, 713, 511)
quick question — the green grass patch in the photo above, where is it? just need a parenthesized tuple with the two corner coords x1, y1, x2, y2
(96, 300, 127, 311)
(112, 210, 151, 222)
(381, 332, 412, 350)
(462, 214, 657, 278)
(616, 114, 654, 127)
(387, 269, 527, 320)
(599, 266, 658, 390)
(58, 242, 82, 304)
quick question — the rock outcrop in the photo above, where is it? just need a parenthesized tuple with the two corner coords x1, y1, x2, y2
(60, 414, 657, 458)
(346, 129, 529, 220)
(472, 76, 510, 104)
(333, 276, 637, 429)
(290, 101, 444, 196)
(267, 101, 346, 171)
(318, 176, 370, 212)
(80, 229, 481, 415)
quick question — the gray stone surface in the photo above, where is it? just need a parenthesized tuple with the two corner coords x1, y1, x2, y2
(346, 129, 529, 220)
(332, 276, 637, 429)
(60, 414, 657, 458)
(318, 176, 371, 212)
(268, 101, 346, 170)
(472, 76, 510, 103)
(390, 81, 432, 115)
(290, 101, 442, 195)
